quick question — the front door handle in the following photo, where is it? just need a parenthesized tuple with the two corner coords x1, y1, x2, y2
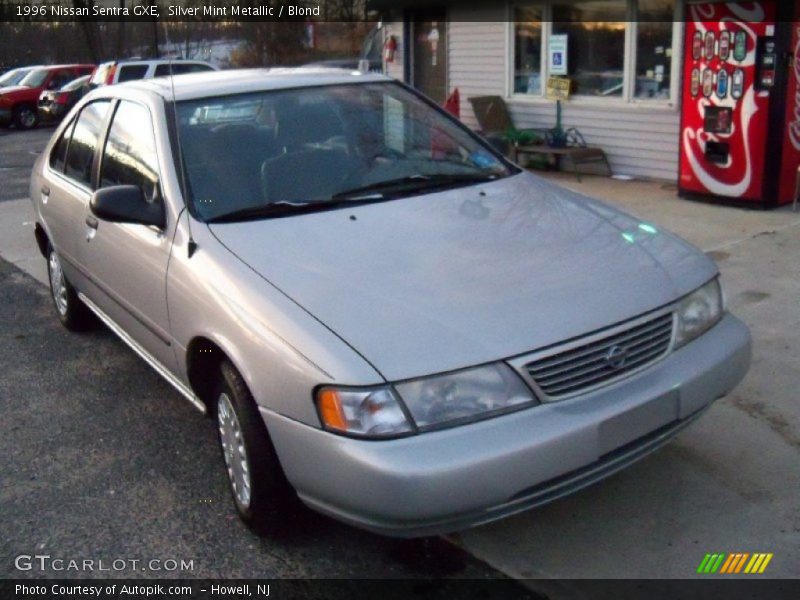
(85, 215, 98, 229)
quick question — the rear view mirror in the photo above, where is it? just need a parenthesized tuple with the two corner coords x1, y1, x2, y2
(90, 185, 165, 229)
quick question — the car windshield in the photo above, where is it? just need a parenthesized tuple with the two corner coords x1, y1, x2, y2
(176, 82, 512, 222)
(19, 68, 50, 88)
(0, 68, 29, 87)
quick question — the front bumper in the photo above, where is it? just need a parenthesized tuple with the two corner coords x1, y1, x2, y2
(0, 108, 11, 126)
(262, 314, 751, 537)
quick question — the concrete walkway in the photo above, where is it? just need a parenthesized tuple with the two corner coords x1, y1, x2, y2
(0, 198, 47, 285)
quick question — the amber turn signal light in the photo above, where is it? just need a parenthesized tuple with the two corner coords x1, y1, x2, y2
(317, 389, 347, 432)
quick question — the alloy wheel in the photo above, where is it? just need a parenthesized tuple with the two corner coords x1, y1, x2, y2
(48, 251, 68, 316)
(218, 392, 252, 509)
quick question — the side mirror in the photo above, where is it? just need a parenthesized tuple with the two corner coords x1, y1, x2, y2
(90, 185, 165, 229)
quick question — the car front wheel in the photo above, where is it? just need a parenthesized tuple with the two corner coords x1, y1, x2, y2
(46, 245, 92, 330)
(215, 360, 297, 530)
(13, 104, 38, 129)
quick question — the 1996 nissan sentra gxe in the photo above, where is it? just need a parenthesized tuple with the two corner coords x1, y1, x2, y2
(30, 68, 751, 537)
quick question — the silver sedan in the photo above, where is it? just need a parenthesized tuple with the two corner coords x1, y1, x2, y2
(29, 68, 751, 536)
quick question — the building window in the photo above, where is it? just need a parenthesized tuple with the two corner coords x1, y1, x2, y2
(510, 0, 676, 102)
(513, 7, 544, 95)
(634, 0, 675, 99)
(552, 1, 627, 97)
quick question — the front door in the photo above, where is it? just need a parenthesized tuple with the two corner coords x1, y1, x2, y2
(79, 99, 176, 369)
(411, 10, 447, 104)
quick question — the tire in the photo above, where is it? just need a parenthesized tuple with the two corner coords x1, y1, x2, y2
(13, 104, 38, 130)
(214, 359, 298, 530)
(46, 245, 93, 331)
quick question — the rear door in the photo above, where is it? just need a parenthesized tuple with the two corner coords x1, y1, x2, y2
(78, 99, 176, 368)
(40, 100, 112, 289)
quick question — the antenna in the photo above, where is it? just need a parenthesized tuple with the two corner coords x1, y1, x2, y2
(162, 21, 197, 258)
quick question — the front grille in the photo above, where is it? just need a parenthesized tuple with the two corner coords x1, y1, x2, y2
(525, 312, 674, 398)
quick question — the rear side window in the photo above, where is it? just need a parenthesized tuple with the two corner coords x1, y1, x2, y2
(64, 100, 111, 187)
(184, 63, 214, 73)
(100, 101, 161, 202)
(154, 63, 213, 77)
(117, 65, 148, 82)
(49, 117, 76, 172)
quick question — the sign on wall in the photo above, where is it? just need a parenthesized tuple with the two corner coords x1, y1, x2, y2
(546, 77, 571, 100)
(549, 34, 568, 76)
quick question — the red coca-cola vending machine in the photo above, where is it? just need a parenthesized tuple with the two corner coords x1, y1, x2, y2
(678, 1, 800, 207)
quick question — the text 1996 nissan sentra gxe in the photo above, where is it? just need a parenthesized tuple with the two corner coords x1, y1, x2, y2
(30, 68, 751, 536)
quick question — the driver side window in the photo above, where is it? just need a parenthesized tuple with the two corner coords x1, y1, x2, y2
(100, 101, 161, 203)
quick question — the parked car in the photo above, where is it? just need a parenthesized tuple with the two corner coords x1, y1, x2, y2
(0, 64, 94, 129)
(38, 74, 91, 122)
(30, 69, 751, 537)
(90, 59, 217, 87)
(0, 65, 41, 89)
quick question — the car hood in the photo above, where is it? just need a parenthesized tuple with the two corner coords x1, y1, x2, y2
(209, 172, 717, 382)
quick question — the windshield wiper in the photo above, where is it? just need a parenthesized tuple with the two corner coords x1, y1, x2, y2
(205, 199, 375, 224)
(206, 173, 500, 223)
(331, 172, 499, 201)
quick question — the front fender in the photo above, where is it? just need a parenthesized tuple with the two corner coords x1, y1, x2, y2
(167, 213, 384, 426)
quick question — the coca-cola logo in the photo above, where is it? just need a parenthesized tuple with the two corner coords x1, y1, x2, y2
(789, 27, 800, 150)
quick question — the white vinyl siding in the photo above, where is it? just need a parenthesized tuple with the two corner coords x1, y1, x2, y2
(448, 19, 508, 129)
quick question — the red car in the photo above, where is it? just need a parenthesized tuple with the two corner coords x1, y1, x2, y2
(0, 64, 94, 129)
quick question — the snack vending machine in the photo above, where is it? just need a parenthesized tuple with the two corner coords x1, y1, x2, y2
(678, 1, 800, 207)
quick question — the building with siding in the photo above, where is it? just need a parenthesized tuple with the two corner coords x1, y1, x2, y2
(375, 1, 684, 181)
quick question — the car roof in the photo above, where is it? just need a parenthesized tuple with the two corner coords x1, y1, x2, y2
(33, 64, 95, 71)
(117, 67, 392, 102)
(98, 59, 213, 67)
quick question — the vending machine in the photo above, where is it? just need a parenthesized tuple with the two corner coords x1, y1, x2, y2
(678, 1, 800, 207)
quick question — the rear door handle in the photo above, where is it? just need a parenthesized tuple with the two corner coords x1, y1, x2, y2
(41, 186, 50, 196)
(85, 216, 98, 229)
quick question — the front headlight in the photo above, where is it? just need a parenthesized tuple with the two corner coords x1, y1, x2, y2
(394, 363, 537, 431)
(316, 363, 537, 437)
(674, 278, 724, 349)
(315, 386, 413, 438)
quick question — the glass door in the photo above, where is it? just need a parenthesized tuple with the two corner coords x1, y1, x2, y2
(411, 10, 447, 104)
